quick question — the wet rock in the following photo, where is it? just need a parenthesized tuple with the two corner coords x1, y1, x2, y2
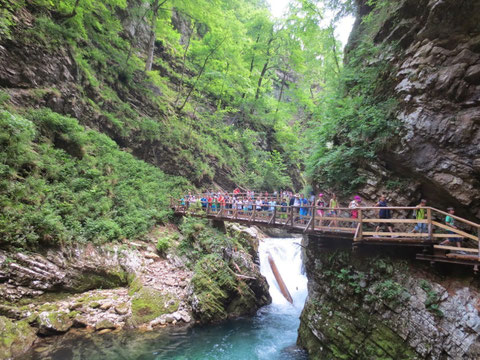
(144, 252, 160, 260)
(128, 288, 179, 326)
(100, 302, 113, 311)
(72, 315, 88, 328)
(37, 311, 73, 335)
(0, 316, 36, 359)
(114, 303, 129, 315)
(95, 319, 116, 331)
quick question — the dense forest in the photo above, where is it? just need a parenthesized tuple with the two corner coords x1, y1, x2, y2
(0, 0, 397, 249)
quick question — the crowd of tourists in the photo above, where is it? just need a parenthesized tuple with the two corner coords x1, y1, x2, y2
(179, 189, 464, 248)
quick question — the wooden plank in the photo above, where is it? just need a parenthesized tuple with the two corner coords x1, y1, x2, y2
(362, 218, 427, 224)
(315, 226, 355, 232)
(353, 224, 360, 241)
(432, 221, 478, 242)
(362, 237, 429, 243)
(358, 209, 363, 241)
(363, 232, 429, 237)
(432, 233, 470, 238)
(311, 216, 358, 223)
(304, 217, 313, 233)
(445, 253, 480, 261)
(434, 245, 478, 253)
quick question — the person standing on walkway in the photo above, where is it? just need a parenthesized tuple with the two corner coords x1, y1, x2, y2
(328, 193, 339, 228)
(349, 196, 361, 227)
(316, 194, 326, 226)
(412, 199, 428, 233)
(440, 207, 463, 248)
(375, 194, 394, 235)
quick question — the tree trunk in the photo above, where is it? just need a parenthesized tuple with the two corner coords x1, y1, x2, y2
(275, 71, 287, 114)
(255, 58, 270, 100)
(178, 38, 226, 112)
(145, 0, 166, 72)
(174, 27, 193, 106)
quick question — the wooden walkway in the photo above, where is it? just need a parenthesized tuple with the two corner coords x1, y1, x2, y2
(172, 196, 480, 270)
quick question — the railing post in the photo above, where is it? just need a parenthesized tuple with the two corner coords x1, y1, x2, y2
(290, 206, 295, 226)
(252, 206, 256, 223)
(273, 206, 276, 225)
(358, 209, 363, 241)
(478, 227, 480, 260)
(427, 208, 432, 241)
(311, 205, 316, 231)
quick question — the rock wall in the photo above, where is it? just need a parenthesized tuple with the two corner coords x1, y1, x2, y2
(349, 0, 480, 221)
(297, 235, 480, 359)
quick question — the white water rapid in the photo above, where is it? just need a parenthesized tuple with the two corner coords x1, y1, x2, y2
(259, 237, 308, 311)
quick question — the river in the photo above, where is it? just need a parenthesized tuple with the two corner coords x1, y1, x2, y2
(24, 237, 308, 360)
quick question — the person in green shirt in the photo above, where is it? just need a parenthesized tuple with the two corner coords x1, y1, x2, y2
(412, 199, 428, 233)
(440, 207, 463, 247)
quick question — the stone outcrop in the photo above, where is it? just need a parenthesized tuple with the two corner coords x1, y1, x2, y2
(0, 223, 271, 358)
(297, 235, 480, 359)
(349, 0, 480, 221)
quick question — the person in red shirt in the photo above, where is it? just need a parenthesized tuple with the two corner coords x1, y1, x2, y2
(218, 194, 225, 209)
(207, 195, 213, 210)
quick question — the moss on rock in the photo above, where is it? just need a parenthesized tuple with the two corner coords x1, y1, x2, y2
(37, 311, 73, 335)
(129, 288, 178, 326)
(0, 316, 36, 359)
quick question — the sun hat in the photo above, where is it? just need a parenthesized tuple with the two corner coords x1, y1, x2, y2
(354, 195, 361, 201)
(318, 193, 324, 197)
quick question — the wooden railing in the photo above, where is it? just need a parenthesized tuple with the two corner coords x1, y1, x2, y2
(171, 198, 480, 260)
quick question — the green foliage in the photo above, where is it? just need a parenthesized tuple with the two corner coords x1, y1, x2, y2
(190, 253, 237, 322)
(306, 1, 400, 193)
(419, 279, 444, 317)
(373, 279, 405, 303)
(0, 108, 188, 249)
(155, 231, 178, 255)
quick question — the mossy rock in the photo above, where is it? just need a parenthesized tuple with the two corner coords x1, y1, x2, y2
(67, 268, 129, 293)
(0, 316, 36, 359)
(128, 288, 179, 326)
(37, 311, 73, 335)
(95, 319, 116, 330)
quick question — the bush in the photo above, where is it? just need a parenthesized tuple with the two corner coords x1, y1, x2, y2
(0, 108, 189, 249)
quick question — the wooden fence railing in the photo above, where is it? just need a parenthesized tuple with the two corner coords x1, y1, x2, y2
(171, 198, 480, 260)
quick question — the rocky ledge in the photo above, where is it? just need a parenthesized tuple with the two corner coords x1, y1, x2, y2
(297, 236, 480, 359)
(0, 221, 270, 359)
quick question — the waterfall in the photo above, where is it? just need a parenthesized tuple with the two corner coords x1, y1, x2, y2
(259, 237, 308, 309)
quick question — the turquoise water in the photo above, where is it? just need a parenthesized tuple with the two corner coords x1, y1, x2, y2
(24, 238, 308, 360)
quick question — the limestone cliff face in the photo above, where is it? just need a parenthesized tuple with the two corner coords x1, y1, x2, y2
(349, 0, 480, 220)
(297, 236, 480, 359)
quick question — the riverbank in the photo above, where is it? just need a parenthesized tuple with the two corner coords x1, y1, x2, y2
(0, 221, 271, 359)
(18, 237, 307, 360)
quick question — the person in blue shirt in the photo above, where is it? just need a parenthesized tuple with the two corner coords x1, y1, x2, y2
(375, 194, 394, 235)
(200, 196, 207, 209)
(299, 194, 309, 222)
